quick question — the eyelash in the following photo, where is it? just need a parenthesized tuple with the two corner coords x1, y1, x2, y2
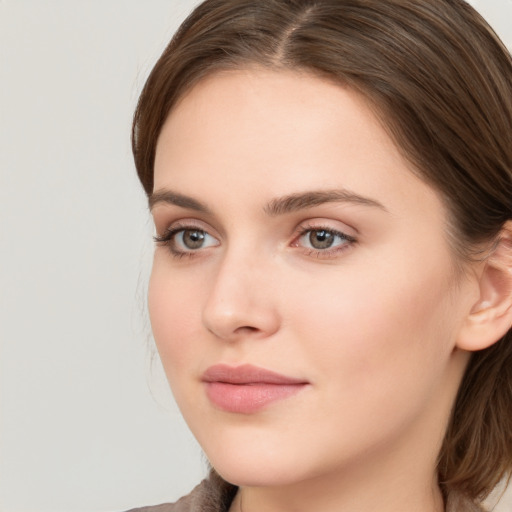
(153, 222, 211, 259)
(153, 223, 357, 260)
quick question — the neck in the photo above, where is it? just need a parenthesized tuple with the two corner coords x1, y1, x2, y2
(231, 457, 444, 512)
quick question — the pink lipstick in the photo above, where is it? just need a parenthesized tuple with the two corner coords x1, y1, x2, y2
(202, 364, 308, 414)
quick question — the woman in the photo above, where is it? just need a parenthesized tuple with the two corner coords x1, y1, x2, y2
(129, 0, 512, 511)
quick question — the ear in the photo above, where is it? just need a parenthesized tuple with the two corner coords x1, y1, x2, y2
(457, 222, 512, 352)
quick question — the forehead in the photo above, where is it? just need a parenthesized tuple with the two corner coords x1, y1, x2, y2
(153, 68, 443, 222)
(155, 67, 388, 161)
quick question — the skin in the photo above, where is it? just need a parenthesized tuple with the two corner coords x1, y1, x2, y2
(149, 68, 481, 512)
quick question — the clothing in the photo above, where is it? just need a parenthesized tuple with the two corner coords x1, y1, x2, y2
(125, 472, 236, 512)
(125, 471, 487, 512)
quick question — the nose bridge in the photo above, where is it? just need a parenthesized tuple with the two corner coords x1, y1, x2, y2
(202, 243, 279, 340)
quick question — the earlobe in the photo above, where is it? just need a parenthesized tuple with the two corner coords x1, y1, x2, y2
(457, 222, 512, 352)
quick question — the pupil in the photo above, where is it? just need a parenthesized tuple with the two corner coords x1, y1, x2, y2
(309, 230, 334, 249)
(184, 230, 205, 249)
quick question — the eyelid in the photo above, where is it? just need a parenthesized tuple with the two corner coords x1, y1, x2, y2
(154, 217, 218, 238)
(151, 205, 222, 235)
(292, 218, 357, 240)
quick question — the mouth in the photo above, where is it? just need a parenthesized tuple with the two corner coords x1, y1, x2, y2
(201, 364, 309, 414)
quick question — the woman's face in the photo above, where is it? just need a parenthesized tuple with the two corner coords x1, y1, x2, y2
(149, 69, 475, 487)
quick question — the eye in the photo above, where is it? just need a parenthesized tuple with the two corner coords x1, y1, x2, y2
(293, 226, 356, 257)
(175, 229, 215, 250)
(154, 225, 219, 257)
(303, 229, 339, 249)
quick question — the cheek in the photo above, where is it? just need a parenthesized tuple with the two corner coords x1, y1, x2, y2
(277, 264, 460, 463)
(287, 254, 458, 397)
(148, 261, 204, 376)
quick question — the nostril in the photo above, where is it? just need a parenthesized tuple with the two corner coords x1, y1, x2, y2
(235, 325, 260, 334)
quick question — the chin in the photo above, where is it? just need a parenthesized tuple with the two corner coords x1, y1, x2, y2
(210, 457, 304, 488)
(196, 426, 322, 488)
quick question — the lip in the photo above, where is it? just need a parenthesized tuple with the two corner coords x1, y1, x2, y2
(202, 364, 309, 414)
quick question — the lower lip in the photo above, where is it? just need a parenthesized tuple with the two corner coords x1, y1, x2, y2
(205, 382, 307, 414)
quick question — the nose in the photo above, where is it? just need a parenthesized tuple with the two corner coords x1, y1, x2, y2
(202, 251, 280, 341)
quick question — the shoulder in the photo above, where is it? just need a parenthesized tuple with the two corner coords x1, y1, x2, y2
(124, 489, 197, 512)
(445, 490, 487, 512)
(124, 503, 183, 512)
(124, 473, 238, 512)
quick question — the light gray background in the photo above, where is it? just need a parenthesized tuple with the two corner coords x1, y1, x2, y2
(1, 1, 511, 511)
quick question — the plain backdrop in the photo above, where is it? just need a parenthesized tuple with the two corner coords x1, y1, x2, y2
(1, 1, 511, 511)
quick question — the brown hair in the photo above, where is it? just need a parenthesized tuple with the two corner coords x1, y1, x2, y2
(132, 0, 512, 502)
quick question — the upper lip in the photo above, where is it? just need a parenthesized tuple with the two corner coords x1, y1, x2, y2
(202, 364, 308, 385)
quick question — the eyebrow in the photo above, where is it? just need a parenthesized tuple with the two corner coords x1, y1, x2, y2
(264, 189, 387, 216)
(149, 188, 387, 215)
(149, 190, 211, 213)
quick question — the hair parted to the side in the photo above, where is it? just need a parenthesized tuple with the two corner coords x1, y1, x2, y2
(132, 0, 512, 503)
